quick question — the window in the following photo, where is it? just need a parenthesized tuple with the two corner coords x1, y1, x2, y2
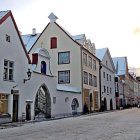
(83, 71, 88, 84)
(107, 74, 108, 81)
(3, 60, 14, 81)
(41, 61, 46, 74)
(104, 86, 106, 93)
(103, 72, 105, 78)
(107, 87, 109, 93)
(58, 51, 70, 64)
(50, 37, 57, 49)
(0, 94, 8, 114)
(110, 75, 111, 81)
(6, 34, 10, 42)
(89, 73, 93, 86)
(110, 88, 112, 93)
(93, 75, 97, 87)
(83, 53, 87, 66)
(88, 56, 92, 68)
(93, 59, 96, 70)
(58, 70, 70, 84)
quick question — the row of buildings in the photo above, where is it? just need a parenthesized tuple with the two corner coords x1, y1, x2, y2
(0, 10, 140, 123)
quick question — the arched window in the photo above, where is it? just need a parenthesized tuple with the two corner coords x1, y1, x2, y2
(50, 37, 57, 49)
(41, 61, 46, 74)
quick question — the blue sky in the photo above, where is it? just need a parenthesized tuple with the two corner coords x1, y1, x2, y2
(1, 0, 140, 68)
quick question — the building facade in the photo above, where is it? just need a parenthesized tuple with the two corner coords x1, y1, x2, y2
(96, 48, 116, 110)
(0, 10, 30, 123)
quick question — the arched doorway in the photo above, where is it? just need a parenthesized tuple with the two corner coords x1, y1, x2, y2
(34, 84, 51, 120)
(104, 98, 107, 111)
(41, 61, 46, 74)
(71, 98, 79, 115)
(89, 94, 93, 113)
(26, 103, 31, 120)
(110, 99, 113, 110)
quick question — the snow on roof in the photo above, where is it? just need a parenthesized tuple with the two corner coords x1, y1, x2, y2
(72, 34, 85, 40)
(57, 85, 81, 93)
(96, 48, 108, 60)
(22, 33, 40, 52)
(0, 11, 9, 20)
(112, 57, 127, 75)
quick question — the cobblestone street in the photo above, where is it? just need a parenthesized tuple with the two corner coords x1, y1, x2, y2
(0, 108, 140, 140)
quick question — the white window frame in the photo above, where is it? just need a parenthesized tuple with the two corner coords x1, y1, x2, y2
(58, 70, 70, 84)
(58, 51, 70, 64)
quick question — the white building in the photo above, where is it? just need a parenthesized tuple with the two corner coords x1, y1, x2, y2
(0, 10, 30, 123)
(96, 48, 116, 110)
(0, 11, 83, 123)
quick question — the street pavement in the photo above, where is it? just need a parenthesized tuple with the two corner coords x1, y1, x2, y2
(0, 108, 140, 140)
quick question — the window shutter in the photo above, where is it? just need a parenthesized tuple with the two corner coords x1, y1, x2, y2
(51, 37, 57, 49)
(32, 53, 38, 64)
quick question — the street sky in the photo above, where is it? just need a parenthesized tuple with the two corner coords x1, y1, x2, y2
(1, 0, 140, 68)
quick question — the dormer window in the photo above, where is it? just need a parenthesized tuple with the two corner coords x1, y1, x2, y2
(41, 61, 46, 74)
(6, 34, 10, 42)
(50, 37, 57, 49)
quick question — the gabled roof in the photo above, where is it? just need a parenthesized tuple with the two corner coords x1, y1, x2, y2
(28, 21, 82, 53)
(22, 33, 40, 52)
(96, 48, 108, 60)
(112, 57, 127, 76)
(0, 10, 31, 63)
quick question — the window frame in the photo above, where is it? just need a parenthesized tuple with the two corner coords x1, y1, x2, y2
(83, 52, 87, 66)
(83, 71, 88, 85)
(58, 51, 70, 65)
(93, 59, 96, 70)
(89, 73, 93, 86)
(50, 37, 57, 49)
(88, 56, 92, 68)
(93, 75, 97, 87)
(3, 60, 14, 81)
(6, 34, 10, 42)
(103, 72, 105, 78)
(58, 70, 70, 84)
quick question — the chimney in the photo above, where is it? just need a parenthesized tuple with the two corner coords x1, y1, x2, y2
(32, 28, 36, 36)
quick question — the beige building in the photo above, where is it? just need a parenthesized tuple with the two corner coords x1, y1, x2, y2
(73, 35, 101, 112)
(22, 13, 101, 113)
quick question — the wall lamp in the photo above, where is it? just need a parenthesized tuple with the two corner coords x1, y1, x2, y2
(24, 69, 32, 83)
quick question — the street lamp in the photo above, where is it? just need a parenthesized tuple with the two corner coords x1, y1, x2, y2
(24, 69, 32, 83)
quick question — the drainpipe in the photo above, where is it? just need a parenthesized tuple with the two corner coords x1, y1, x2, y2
(99, 62, 102, 111)
(80, 47, 84, 114)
